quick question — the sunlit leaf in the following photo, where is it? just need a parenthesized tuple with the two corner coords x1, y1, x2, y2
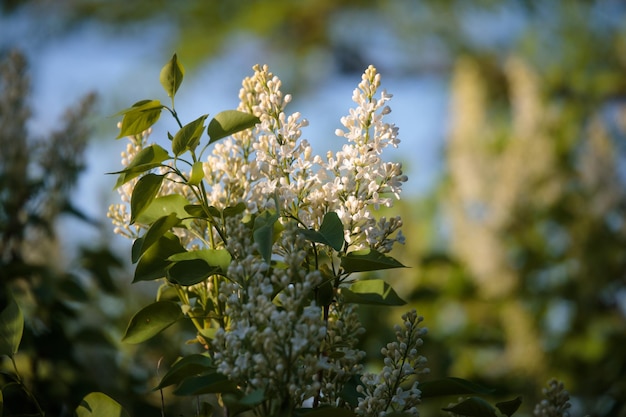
(160, 53, 185, 99)
(155, 354, 215, 390)
(131, 213, 181, 263)
(117, 99, 163, 138)
(75, 392, 130, 417)
(168, 249, 231, 271)
(496, 396, 523, 417)
(122, 301, 183, 344)
(299, 211, 344, 251)
(111, 144, 170, 188)
(340, 249, 405, 273)
(172, 114, 208, 156)
(0, 294, 23, 357)
(341, 279, 406, 306)
(188, 161, 205, 185)
(130, 173, 164, 224)
(174, 373, 238, 395)
(136, 194, 192, 225)
(134, 233, 186, 282)
(442, 397, 498, 417)
(208, 110, 260, 144)
(419, 377, 496, 398)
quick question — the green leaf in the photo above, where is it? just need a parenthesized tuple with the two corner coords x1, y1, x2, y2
(117, 99, 164, 138)
(168, 249, 231, 270)
(299, 211, 344, 251)
(160, 53, 185, 99)
(111, 144, 170, 188)
(184, 204, 207, 218)
(496, 396, 523, 417)
(130, 173, 164, 224)
(442, 397, 498, 417)
(174, 373, 238, 395)
(134, 233, 186, 282)
(419, 377, 496, 398)
(136, 194, 192, 225)
(122, 300, 183, 344)
(155, 354, 215, 390)
(341, 279, 406, 306)
(0, 294, 23, 357)
(132, 213, 181, 263)
(75, 392, 130, 417)
(253, 210, 279, 263)
(341, 249, 405, 273)
(188, 161, 205, 185)
(166, 249, 231, 286)
(223, 202, 246, 217)
(207, 110, 260, 144)
(0, 389, 3, 417)
(172, 114, 208, 156)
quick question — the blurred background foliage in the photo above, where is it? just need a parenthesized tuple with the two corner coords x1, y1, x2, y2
(1, 0, 625, 416)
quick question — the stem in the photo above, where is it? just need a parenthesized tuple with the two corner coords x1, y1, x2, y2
(10, 355, 45, 417)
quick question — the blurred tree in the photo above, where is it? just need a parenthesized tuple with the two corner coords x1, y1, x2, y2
(399, 2, 626, 415)
(0, 49, 195, 417)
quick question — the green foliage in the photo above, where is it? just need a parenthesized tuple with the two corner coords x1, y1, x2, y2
(75, 392, 130, 417)
(207, 110, 260, 144)
(122, 300, 183, 344)
(0, 293, 23, 357)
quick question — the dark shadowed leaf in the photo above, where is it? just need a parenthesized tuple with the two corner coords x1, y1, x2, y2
(208, 110, 260, 143)
(134, 233, 186, 282)
(117, 99, 163, 138)
(132, 213, 181, 263)
(496, 396, 523, 417)
(75, 392, 130, 417)
(300, 211, 344, 251)
(166, 259, 221, 286)
(341, 279, 406, 306)
(0, 294, 23, 357)
(130, 173, 164, 224)
(122, 300, 183, 344)
(253, 210, 279, 263)
(160, 53, 184, 99)
(442, 397, 498, 417)
(419, 377, 496, 398)
(174, 373, 238, 395)
(172, 114, 208, 156)
(340, 249, 405, 273)
(155, 354, 215, 390)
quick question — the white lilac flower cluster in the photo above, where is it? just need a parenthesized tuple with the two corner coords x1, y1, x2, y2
(109, 63, 418, 414)
(356, 310, 429, 417)
(533, 379, 572, 417)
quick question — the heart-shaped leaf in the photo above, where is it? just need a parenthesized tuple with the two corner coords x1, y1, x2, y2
(340, 249, 405, 273)
(208, 110, 259, 144)
(117, 99, 164, 138)
(76, 392, 130, 417)
(122, 300, 183, 344)
(172, 114, 208, 156)
(341, 279, 406, 306)
(130, 173, 164, 224)
(160, 53, 185, 99)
